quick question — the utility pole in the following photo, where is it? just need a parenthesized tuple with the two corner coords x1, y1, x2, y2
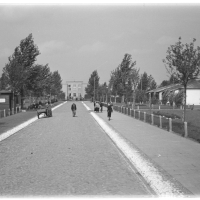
(13, 90, 14, 114)
(94, 77, 95, 102)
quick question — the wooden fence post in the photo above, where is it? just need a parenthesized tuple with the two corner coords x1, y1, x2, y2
(169, 118, 172, 132)
(151, 114, 154, 125)
(138, 111, 140, 120)
(134, 110, 135, 118)
(144, 112, 146, 122)
(184, 122, 188, 137)
(4, 109, 6, 117)
(159, 116, 162, 128)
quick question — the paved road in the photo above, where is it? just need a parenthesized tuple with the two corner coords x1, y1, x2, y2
(0, 101, 152, 196)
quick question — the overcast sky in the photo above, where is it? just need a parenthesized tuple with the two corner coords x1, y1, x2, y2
(1, 3, 200, 91)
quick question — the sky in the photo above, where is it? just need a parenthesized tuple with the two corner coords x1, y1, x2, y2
(1, 2, 200, 92)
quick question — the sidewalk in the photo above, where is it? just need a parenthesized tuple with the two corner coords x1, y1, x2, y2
(0, 111, 37, 135)
(85, 102, 200, 196)
(0, 101, 64, 135)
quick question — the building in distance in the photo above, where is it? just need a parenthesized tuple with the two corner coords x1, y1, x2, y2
(65, 81, 87, 100)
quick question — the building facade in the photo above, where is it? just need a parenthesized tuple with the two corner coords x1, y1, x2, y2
(66, 81, 87, 100)
(147, 79, 200, 105)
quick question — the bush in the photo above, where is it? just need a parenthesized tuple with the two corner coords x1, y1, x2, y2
(153, 110, 181, 119)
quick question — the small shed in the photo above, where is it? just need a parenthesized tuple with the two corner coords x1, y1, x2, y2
(0, 90, 21, 111)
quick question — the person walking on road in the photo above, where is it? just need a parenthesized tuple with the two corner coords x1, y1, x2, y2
(71, 103, 77, 117)
(107, 102, 113, 121)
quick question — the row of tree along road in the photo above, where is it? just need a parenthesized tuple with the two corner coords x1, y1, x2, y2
(0, 34, 65, 109)
(85, 37, 200, 122)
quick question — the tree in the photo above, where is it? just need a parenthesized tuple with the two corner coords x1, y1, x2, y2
(135, 90, 148, 104)
(137, 72, 149, 91)
(163, 37, 200, 122)
(0, 72, 9, 90)
(51, 70, 63, 97)
(98, 82, 107, 102)
(26, 64, 51, 97)
(58, 91, 65, 100)
(2, 33, 40, 108)
(120, 54, 136, 103)
(108, 54, 136, 103)
(129, 67, 140, 108)
(109, 67, 122, 98)
(148, 75, 157, 90)
(169, 74, 180, 84)
(159, 80, 170, 88)
(85, 70, 100, 100)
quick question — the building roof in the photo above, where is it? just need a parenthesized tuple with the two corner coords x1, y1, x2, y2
(0, 90, 12, 94)
(147, 79, 200, 93)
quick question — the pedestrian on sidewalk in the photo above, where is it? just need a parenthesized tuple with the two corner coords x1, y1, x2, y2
(107, 102, 113, 121)
(71, 103, 77, 117)
(100, 101, 103, 112)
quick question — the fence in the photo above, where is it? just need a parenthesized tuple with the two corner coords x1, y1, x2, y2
(113, 105, 189, 138)
(0, 106, 21, 119)
(113, 102, 194, 111)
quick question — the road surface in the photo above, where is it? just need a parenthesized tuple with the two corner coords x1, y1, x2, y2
(0, 101, 152, 196)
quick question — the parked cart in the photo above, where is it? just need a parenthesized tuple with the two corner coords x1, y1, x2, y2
(37, 103, 52, 119)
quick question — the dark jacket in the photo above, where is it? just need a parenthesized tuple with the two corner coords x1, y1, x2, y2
(107, 104, 113, 112)
(71, 103, 77, 111)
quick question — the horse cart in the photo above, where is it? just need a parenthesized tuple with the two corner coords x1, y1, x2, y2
(37, 105, 52, 119)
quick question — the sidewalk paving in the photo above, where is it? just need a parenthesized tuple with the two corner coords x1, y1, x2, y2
(85, 102, 200, 196)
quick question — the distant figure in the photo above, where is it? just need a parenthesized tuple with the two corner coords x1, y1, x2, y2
(100, 102, 103, 112)
(94, 101, 100, 112)
(46, 101, 52, 117)
(107, 102, 113, 121)
(71, 103, 77, 117)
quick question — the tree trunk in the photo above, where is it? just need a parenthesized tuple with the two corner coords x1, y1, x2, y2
(132, 91, 136, 109)
(20, 88, 24, 109)
(182, 86, 187, 122)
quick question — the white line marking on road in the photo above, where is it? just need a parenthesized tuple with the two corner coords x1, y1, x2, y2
(0, 101, 67, 143)
(82, 101, 91, 110)
(82, 102, 185, 197)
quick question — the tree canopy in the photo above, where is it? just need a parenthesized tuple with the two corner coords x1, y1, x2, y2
(163, 37, 200, 121)
(0, 33, 63, 107)
(85, 70, 100, 99)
